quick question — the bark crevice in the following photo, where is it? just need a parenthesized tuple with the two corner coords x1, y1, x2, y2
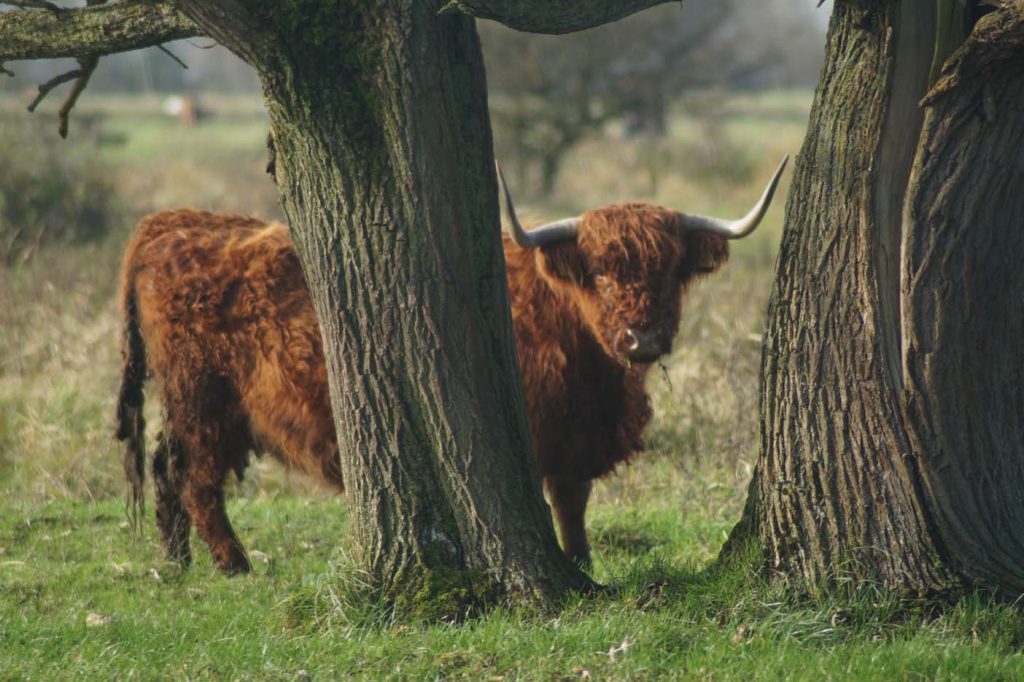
(875, 0, 935, 390)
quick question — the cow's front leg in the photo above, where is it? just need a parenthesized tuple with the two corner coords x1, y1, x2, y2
(152, 431, 191, 566)
(545, 476, 593, 566)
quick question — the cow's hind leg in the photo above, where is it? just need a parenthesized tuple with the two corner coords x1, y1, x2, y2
(177, 428, 251, 575)
(545, 476, 593, 567)
(152, 431, 191, 566)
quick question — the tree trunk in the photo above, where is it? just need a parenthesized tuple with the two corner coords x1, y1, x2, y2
(729, 1, 1024, 597)
(901, 6, 1024, 594)
(176, 1, 591, 611)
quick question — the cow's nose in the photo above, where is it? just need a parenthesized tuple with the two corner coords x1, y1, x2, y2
(622, 327, 667, 363)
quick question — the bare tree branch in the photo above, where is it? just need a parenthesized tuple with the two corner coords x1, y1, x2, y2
(1, 0, 201, 136)
(157, 44, 188, 69)
(0, 0, 200, 61)
(26, 68, 81, 111)
(24, 55, 99, 137)
(446, 0, 677, 34)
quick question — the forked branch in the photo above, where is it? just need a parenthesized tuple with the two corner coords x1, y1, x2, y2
(26, 68, 81, 111)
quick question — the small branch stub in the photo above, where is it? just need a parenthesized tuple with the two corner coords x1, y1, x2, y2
(156, 44, 188, 69)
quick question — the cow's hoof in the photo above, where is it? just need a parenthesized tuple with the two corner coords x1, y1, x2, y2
(219, 557, 251, 576)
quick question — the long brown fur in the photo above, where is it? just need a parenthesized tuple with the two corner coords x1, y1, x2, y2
(116, 205, 728, 573)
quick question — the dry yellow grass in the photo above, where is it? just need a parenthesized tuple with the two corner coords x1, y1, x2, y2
(0, 91, 808, 508)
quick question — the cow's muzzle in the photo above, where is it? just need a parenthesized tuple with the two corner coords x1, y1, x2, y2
(622, 328, 670, 363)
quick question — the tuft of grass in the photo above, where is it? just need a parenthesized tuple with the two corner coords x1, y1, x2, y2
(0, 241, 124, 501)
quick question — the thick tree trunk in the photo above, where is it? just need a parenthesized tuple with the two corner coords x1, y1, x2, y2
(729, 1, 1024, 597)
(265, 7, 596, 608)
(902, 7, 1024, 593)
(177, 1, 592, 610)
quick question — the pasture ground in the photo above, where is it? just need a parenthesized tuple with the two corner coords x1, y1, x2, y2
(2, 91, 1023, 680)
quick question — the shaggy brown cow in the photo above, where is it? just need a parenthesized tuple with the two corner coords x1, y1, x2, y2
(116, 158, 787, 573)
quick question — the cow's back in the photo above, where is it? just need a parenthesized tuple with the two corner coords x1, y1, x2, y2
(126, 209, 342, 489)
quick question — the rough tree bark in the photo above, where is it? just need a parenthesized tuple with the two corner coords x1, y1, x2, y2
(0, 0, 676, 612)
(0, 0, 197, 60)
(902, 6, 1024, 594)
(729, 1, 1024, 597)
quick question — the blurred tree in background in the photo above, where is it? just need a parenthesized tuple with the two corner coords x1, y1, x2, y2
(1, 1, 825, 202)
(481, 0, 826, 197)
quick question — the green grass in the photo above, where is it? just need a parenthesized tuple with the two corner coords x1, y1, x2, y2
(3, 489, 1024, 679)
(2, 90, 1023, 679)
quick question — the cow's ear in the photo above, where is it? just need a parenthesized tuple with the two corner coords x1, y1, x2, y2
(537, 241, 589, 287)
(683, 232, 729, 277)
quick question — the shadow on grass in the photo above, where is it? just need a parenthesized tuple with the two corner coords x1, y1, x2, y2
(591, 521, 664, 555)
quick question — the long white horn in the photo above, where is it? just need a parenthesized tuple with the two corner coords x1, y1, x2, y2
(680, 155, 789, 239)
(496, 161, 580, 249)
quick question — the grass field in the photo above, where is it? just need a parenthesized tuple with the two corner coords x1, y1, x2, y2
(2, 91, 1023, 680)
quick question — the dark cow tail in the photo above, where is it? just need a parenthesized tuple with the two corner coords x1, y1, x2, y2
(116, 273, 146, 529)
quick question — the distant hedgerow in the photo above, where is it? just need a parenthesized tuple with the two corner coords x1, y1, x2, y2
(0, 117, 121, 264)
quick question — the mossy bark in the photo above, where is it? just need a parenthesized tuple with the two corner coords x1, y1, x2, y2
(0, 1, 197, 61)
(728, 1, 1024, 598)
(175, 0, 592, 610)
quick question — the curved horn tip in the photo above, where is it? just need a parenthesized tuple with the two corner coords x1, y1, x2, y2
(771, 154, 790, 187)
(495, 160, 534, 249)
(760, 153, 791, 208)
(680, 152, 791, 239)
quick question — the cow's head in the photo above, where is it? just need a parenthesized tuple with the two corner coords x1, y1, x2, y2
(498, 156, 787, 365)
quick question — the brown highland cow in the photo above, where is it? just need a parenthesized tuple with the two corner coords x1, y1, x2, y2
(116, 158, 787, 574)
